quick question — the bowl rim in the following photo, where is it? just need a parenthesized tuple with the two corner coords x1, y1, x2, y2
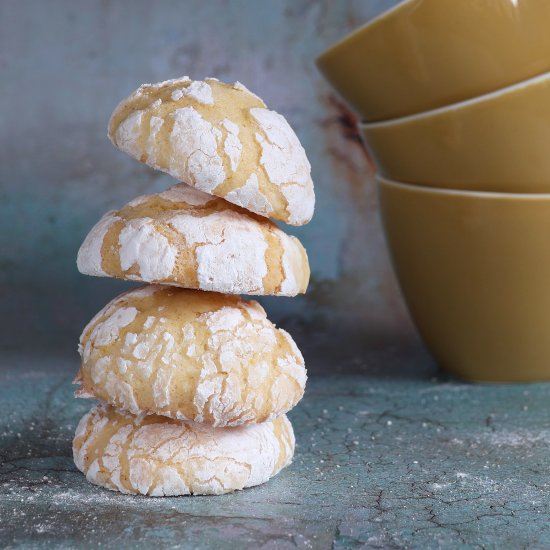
(316, 0, 412, 64)
(361, 71, 550, 129)
(376, 175, 550, 200)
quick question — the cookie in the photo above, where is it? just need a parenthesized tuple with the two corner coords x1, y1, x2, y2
(108, 77, 314, 225)
(73, 404, 295, 496)
(75, 285, 307, 426)
(76, 183, 309, 296)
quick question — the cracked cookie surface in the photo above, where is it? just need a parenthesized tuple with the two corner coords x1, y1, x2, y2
(108, 77, 315, 225)
(75, 285, 307, 426)
(77, 183, 309, 296)
(73, 404, 295, 496)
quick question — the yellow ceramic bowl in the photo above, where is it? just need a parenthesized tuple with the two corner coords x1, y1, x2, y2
(362, 72, 550, 192)
(317, 0, 550, 122)
(378, 176, 550, 382)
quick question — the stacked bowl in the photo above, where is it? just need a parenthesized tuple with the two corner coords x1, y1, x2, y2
(317, 0, 550, 382)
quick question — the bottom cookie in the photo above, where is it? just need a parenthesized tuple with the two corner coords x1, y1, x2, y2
(73, 404, 294, 496)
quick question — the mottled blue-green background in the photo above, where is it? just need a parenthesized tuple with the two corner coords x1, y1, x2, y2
(0, 0, 410, 353)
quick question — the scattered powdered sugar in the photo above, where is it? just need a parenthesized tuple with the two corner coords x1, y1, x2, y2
(171, 81, 214, 105)
(168, 211, 225, 246)
(117, 357, 131, 374)
(247, 360, 270, 387)
(221, 118, 242, 172)
(204, 307, 246, 333)
(123, 332, 138, 349)
(88, 307, 138, 348)
(143, 316, 156, 330)
(101, 424, 134, 492)
(250, 107, 314, 224)
(77, 212, 119, 276)
(277, 354, 307, 388)
(250, 108, 311, 185)
(194, 215, 268, 293)
(152, 366, 173, 408)
(118, 218, 177, 281)
(169, 107, 225, 191)
(279, 328, 305, 365)
(192, 355, 221, 423)
(106, 375, 141, 415)
(145, 116, 164, 167)
(73, 405, 294, 496)
(280, 182, 315, 226)
(168, 210, 268, 294)
(225, 173, 273, 216)
(114, 110, 144, 158)
(171, 89, 184, 101)
(279, 234, 305, 295)
(190, 305, 304, 426)
(141, 76, 190, 94)
(182, 324, 195, 341)
(480, 429, 550, 447)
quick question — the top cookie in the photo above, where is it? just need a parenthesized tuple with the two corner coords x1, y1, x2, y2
(108, 77, 315, 225)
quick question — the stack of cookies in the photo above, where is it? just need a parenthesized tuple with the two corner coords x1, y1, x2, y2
(72, 77, 315, 496)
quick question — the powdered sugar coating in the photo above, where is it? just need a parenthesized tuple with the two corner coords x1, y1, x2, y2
(225, 173, 274, 216)
(76, 183, 310, 296)
(170, 210, 268, 294)
(280, 233, 308, 295)
(108, 77, 314, 225)
(250, 108, 311, 185)
(169, 107, 225, 191)
(250, 108, 315, 225)
(115, 110, 144, 159)
(171, 81, 214, 105)
(221, 118, 242, 172)
(118, 219, 177, 281)
(88, 307, 137, 347)
(76, 212, 120, 276)
(146, 116, 164, 166)
(76, 286, 307, 426)
(73, 404, 295, 496)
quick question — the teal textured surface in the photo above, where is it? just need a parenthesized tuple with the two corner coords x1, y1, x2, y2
(1, 349, 549, 549)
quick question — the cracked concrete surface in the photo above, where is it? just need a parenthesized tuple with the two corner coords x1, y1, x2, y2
(1, 346, 549, 549)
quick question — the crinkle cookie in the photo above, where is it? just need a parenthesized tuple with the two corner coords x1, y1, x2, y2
(73, 404, 295, 496)
(76, 183, 309, 296)
(75, 285, 307, 426)
(108, 77, 314, 225)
